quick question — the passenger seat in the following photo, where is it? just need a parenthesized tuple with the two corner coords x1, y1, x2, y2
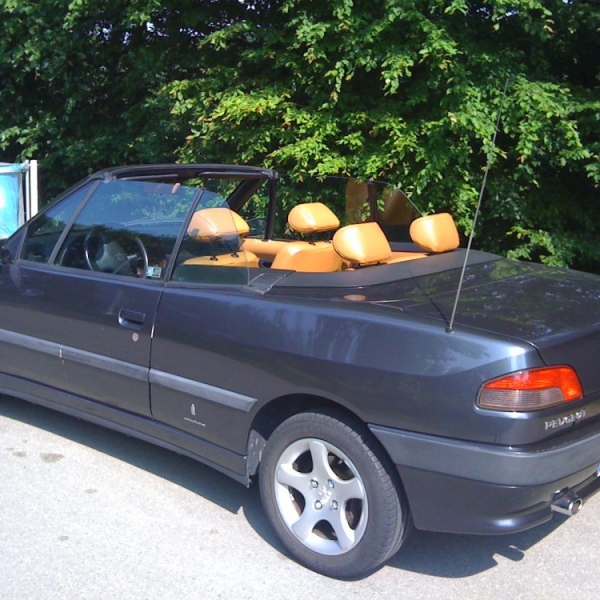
(182, 207, 260, 267)
(271, 202, 343, 272)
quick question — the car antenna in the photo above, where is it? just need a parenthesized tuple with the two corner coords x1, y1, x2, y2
(446, 78, 510, 334)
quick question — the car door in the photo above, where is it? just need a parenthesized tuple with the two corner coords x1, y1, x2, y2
(5, 261, 162, 416)
(0, 178, 194, 417)
(149, 202, 264, 459)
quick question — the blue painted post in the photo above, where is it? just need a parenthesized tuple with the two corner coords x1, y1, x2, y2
(0, 163, 24, 239)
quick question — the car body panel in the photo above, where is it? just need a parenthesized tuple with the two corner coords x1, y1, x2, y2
(1, 163, 600, 544)
(0, 238, 162, 417)
(152, 277, 548, 447)
(393, 259, 600, 396)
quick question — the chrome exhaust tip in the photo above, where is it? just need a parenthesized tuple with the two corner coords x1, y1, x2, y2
(551, 490, 583, 516)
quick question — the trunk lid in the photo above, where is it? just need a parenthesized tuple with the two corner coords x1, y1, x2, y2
(373, 257, 600, 396)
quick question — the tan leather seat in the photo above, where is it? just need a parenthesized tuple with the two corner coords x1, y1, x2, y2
(184, 207, 260, 267)
(271, 202, 342, 272)
(409, 213, 460, 253)
(241, 238, 288, 261)
(333, 214, 459, 268)
(332, 222, 392, 267)
(386, 251, 428, 264)
(270, 241, 343, 272)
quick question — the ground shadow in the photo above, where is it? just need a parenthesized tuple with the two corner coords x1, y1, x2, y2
(1, 393, 570, 579)
(0, 394, 282, 551)
(389, 515, 566, 578)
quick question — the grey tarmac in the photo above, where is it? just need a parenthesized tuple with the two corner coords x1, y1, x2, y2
(1, 394, 599, 600)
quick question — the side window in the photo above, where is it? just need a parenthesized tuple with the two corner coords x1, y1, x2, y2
(344, 179, 370, 226)
(54, 180, 196, 279)
(171, 195, 254, 285)
(21, 184, 92, 263)
(377, 187, 419, 243)
(237, 184, 271, 238)
(345, 179, 418, 242)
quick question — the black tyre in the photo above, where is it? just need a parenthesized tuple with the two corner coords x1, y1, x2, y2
(259, 409, 411, 578)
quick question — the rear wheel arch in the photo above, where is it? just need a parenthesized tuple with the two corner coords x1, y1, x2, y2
(246, 394, 366, 478)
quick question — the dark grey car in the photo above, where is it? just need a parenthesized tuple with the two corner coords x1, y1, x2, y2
(1, 164, 600, 578)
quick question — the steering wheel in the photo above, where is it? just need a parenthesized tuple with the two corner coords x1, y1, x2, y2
(132, 236, 150, 276)
(84, 228, 149, 276)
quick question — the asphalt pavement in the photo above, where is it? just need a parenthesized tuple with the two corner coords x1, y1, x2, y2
(1, 393, 599, 600)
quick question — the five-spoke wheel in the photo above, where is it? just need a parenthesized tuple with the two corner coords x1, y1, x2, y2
(260, 410, 411, 578)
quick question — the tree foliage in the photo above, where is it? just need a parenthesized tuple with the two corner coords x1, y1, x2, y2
(0, 0, 249, 191)
(1, 0, 599, 270)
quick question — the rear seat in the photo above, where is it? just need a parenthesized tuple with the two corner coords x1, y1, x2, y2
(409, 212, 459, 253)
(332, 213, 459, 268)
(244, 206, 460, 272)
(332, 222, 392, 268)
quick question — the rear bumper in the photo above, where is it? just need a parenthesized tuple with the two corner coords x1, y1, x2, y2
(369, 424, 600, 534)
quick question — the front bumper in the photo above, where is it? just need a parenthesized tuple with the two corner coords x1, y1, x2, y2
(369, 424, 600, 534)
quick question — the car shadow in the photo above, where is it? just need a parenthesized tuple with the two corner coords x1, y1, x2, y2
(0, 394, 568, 579)
(388, 515, 565, 577)
(0, 394, 280, 547)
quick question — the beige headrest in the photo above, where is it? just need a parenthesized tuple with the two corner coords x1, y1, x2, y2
(409, 213, 459, 253)
(187, 208, 250, 241)
(333, 223, 391, 266)
(288, 202, 340, 234)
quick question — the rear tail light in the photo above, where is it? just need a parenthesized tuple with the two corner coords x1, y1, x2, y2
(478, 366, 583, 411)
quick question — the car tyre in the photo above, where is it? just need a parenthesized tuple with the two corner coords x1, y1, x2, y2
(259, 409, 411, 578)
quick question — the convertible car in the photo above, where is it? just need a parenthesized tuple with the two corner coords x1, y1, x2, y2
(1, 164, 600, 578)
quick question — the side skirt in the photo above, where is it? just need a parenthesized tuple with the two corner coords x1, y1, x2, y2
(0, 373, 250, 485)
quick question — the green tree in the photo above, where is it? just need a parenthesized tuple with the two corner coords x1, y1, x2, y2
(0, 0, 249, 195)
(2, 0, 599, 270)
(168, 0, 600, 269)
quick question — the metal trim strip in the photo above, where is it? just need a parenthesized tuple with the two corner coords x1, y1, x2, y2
(150, 369, 257, 412)
(0, 328, 258, 413)
(0, 328, 147, 381)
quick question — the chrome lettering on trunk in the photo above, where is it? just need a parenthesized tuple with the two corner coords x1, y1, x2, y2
(545, 410, 586, 430)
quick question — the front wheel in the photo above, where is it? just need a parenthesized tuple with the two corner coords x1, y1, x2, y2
(259, 410, 411, 578)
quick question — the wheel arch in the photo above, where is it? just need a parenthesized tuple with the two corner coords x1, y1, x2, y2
(245, 393, 392, 480)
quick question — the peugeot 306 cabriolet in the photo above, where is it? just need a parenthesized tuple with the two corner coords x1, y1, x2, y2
(1, 164, 600, 578)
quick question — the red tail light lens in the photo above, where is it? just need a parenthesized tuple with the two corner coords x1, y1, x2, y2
(478, 366, 583, 411)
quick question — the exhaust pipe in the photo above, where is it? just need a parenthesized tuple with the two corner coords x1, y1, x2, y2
(551, 490, 583, 516)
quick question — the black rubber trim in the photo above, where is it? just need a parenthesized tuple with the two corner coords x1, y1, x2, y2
(270, 250, 500, 289)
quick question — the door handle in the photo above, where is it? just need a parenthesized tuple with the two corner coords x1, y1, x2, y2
(118, 308, 146, 329)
